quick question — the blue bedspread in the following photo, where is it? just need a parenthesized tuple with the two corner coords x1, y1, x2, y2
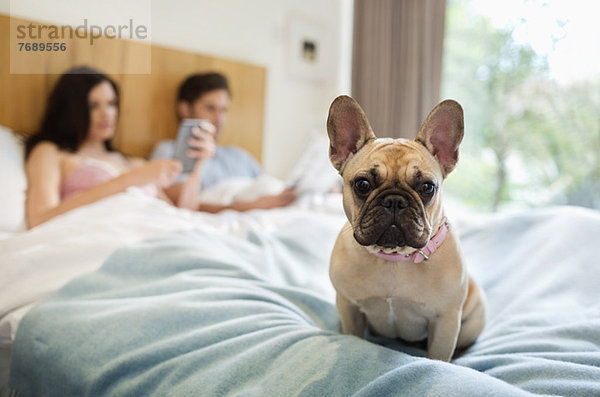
(9, 207, 600, 396)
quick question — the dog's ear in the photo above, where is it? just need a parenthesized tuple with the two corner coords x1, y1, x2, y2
(327, 95, 376, 171)
(415, 99, 464, 176)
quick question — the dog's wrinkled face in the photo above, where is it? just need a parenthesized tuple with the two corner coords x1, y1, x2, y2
(343, 140, 443, 253)
(327, 96, 464, 254)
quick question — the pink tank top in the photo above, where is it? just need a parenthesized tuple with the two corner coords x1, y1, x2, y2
(60, 158, 158, 200)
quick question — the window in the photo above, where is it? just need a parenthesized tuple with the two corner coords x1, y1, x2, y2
(442, 0, 600, 211)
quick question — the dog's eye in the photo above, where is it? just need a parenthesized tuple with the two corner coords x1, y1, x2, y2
(420, 182, 436, 197)
(353, 178, 372, 196)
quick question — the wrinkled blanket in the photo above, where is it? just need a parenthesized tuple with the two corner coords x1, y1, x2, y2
(10, 207, 600, 396)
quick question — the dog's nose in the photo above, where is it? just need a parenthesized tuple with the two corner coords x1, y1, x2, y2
(382, 195, 409, 210)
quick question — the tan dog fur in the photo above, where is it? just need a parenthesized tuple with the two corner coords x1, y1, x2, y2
(327, 95, 486, 361)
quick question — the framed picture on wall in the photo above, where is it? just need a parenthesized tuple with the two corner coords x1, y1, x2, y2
(286, 14, 331, 83)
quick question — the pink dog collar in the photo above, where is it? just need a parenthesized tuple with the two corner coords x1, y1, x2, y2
(374, 217, 449, 264)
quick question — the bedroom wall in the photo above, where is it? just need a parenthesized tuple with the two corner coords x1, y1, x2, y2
(1, 0, 354, 179)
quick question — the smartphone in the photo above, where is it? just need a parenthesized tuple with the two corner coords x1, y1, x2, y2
(173, 119, 207, 173)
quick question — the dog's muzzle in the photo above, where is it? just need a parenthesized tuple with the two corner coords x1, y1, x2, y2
(354, 192, 428, 250)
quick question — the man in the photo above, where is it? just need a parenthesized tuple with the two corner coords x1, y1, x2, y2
(152, 72, 295, 213)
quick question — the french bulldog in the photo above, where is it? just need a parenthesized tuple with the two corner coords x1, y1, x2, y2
(327, 95, 486, 362)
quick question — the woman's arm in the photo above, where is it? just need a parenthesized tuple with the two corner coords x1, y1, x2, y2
(26, 143, 181, 228)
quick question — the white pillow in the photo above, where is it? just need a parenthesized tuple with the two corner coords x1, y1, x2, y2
(285, 131, 342, 195)
(0, 126, 27, 233)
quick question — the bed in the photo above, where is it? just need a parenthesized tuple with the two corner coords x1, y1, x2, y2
(2, 125, 600, 397)
(2, 14, 600, 397)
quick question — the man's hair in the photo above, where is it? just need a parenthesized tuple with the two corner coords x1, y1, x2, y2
(177, 72, 231, 104)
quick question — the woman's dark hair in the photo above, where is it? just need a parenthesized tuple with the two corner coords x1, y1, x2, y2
(25, 66, 120, 158)
(177, 72, 231, 104)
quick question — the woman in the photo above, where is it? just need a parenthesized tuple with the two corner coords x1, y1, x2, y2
(25, 66, 212, 228)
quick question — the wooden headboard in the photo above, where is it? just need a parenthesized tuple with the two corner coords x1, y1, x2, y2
(0, 14, 266, 161)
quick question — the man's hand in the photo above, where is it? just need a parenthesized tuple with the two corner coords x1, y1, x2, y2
(166, 121, 215, 208)
(187, 121, 216, 163)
